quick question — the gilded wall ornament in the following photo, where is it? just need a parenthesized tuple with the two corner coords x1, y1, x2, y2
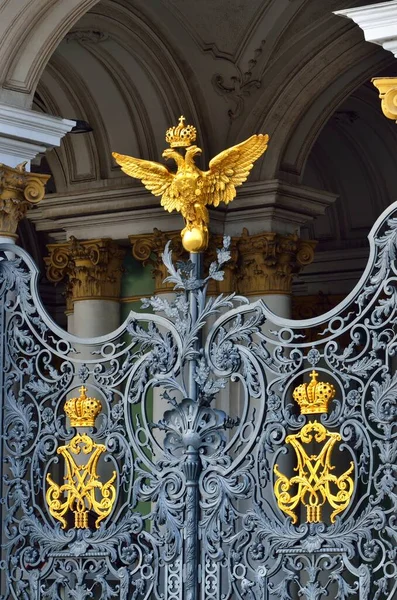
(372, 78, 397, 121)
(0, 162, 50, 238)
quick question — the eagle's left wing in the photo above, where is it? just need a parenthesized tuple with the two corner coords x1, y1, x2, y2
(201, 134, 269, 207)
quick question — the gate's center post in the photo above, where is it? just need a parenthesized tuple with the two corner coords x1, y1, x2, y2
(112, 115, 269, 600)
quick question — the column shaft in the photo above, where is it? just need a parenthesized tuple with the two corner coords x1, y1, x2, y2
(45, 237, 125, 337)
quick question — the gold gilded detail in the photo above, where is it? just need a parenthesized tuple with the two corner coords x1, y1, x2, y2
(45, 237, 125, 310)
(64, 386, 102, 427)
(113, 117, 269, 252)
(293, 370, 336, 415)
(236, 229, 316, 296)
(46, 390, 116, 529)
(0, 161, 50, 238)
(274, 422, 354, 524)
(372, 78, 397, 121)
(129, 227, 315, 296)
(46, 434, 116, 529)
(166, 115, 197, 147)
(274, 373, 354, 524)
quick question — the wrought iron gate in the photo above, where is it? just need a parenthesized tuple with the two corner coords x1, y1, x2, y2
(1, 202, 397, 599)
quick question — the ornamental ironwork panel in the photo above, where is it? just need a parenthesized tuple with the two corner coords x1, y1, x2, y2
(1, 202, 397, 599)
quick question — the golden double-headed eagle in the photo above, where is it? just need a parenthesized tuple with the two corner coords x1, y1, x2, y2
(113, 116, 269, 252)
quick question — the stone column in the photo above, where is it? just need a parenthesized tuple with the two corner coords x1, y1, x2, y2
(129, 229, 239, 298)
(236, 228, 317, 317)
(130, 227, 316, 316)
(45, 237, 125, 337)
(130, 229, 186, 296)
(129, 230, 186, 443)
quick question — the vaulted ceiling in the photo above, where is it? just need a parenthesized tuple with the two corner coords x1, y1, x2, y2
(20, 0, 397, 265)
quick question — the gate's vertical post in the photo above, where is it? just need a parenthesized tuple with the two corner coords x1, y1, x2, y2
(188, 252, 203, 399)
(184, 250, 203, 600)
(183, 445, 201, 600)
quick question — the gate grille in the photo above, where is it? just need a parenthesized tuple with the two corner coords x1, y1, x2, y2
(0, 203, 397, 599)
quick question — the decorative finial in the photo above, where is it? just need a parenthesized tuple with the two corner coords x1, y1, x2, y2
(64, 386, 102, 427)
(113, 122, 269, 253)
(292, 371, 336, 414)
(165, 115, 197, 147)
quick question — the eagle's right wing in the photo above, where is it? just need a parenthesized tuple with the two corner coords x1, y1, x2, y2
(112, 152, 181, 212)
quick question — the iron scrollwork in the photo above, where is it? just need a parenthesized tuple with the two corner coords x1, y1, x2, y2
(0, 201, 397, 598)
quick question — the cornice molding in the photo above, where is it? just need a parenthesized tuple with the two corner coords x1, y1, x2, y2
(28, 179, 337, 241)
(0, 103, 74, 168)
(0, 103, 75, 148)
(335, 1, 397, 57)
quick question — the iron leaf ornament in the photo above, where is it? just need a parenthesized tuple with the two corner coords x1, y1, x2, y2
(1, 119, 397, 598)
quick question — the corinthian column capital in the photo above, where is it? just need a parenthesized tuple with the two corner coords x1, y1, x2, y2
(129, 229, 185, 294)
(45, 237, 125, 305)
(236, 229, 316, 296)
(372, 78, 397, 121)
(0, 162, 50, 238)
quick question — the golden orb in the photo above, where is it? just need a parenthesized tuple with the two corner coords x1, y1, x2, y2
(182, 227, 208, 253)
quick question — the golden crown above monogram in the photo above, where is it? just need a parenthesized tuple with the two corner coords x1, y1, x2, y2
(293, 370, 336, 415)
(64, 386, 102, 427)
(165, 115, 197, 147)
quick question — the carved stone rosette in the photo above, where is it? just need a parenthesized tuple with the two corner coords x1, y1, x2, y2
(0, 162, 50, 238)
(45, 237, 125, 306)
(236, 228, 316, 296)
(130, 228, 315, 297)
(129, 229, 239, 295)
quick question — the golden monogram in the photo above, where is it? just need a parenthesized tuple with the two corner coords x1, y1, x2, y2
(274, 372, 354, 524)
(46, 388, 116, 529)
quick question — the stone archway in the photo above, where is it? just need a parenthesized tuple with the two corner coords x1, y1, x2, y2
(0, 0, 101, 109)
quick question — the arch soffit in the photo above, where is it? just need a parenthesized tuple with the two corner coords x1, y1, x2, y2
(224, 3, 393, 181)
(36, 0, 211, 189)
(92, 0, 212, 158)
(0, 0, 102, 107)
(255, 45, 391, 181)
